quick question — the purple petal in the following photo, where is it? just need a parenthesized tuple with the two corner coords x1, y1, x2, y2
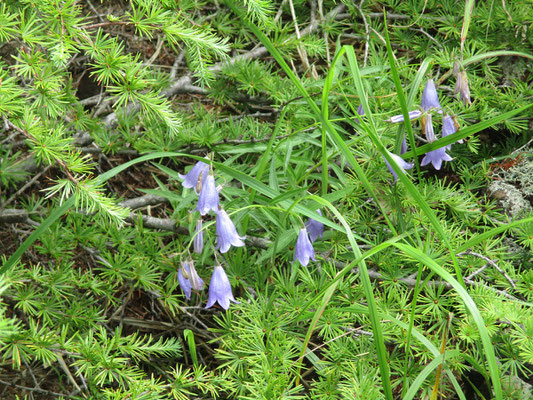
(388, 110, 422, 123)
(423, 114, 437, 142)
(193, 218, 204, 254)
(442, 114, 456, 150)
(305, 210, 324, 243)
(179, 161, 209, 194)
(401, 135, 407, 155)
(195, 174, 219, 215)
(293, 228, 316, 266)
(178, 264, 192, 300)
(215, 208, 245, 253)
(421, 79, 442, 112)
(205, 265, 238, 310)
(178, 261, 205, 300)
(384, 151, 414, 183)
(421, 147, 453, 170)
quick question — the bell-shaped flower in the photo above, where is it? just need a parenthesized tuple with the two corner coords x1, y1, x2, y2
(193, 218, 204, 254)
(195, 173, 219, 215)
(206, 265, 238, 310)
(388, 110, 422, 123)
(293, 227, 316, 266)
(442, 114, 463, 150)
(421, 79, 442, 112)
(384, 151, 414, 183)
(178, 261, 204, 300)
(421, 114, 453, 170)
(215, 207, 245, 253)
(305, 210, 324, 243)
(179, 161, 209, 194)
(421, 147, 453, 170)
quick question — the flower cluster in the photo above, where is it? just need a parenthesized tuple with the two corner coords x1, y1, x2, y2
(387, 79, 465, 176)
(293, 210, 324, 266)
(177, 159, 244, 310)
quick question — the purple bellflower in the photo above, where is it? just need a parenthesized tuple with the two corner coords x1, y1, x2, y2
(193, 218, 204, 254)
(196, 173, 219, 215)
(421, 147, 453, 170)
(293, 227, 316, 267)
(179, 161, 209, 194)
(421, 79, 442, 112)
(215, 207, 245, 253)
(420, 114, 453, 170)
(206, 265, 238, 310)
(178, 261, 205, 301)
(384, 151, 414, 183)
(442, 114, 463, 150)
(305, 210, 324, 243)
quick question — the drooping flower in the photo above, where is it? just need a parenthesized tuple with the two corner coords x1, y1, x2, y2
(421, 147, 453, 170)
(384, 151, 414, 183)
(205, 265, 238, 310)
(442, 114, 463, 150)
(388, 110, 422, 123)
(178, 261, 205, 300)
(215, 207, 245, 253)
(177, 267, 191, 300)
(305, 210, 324, 243)
(293, 228, 316, 266)
(179, 161, 209, 194)
(421, 79, 442, 112)
(420, 114, 453, 170)
(193, 218, 204, 254)
(195, 173, 219, 215)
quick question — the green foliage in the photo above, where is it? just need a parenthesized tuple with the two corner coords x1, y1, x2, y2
(0, 0, 532, 399)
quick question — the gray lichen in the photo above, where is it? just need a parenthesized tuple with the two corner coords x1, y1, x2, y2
(489, 152, 533, 218)
(489, 181, 531, 218)
(503, 156, 533, 197)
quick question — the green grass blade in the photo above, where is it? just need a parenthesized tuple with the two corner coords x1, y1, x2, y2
(307, 195, 393, 399)
(384, 315, 467, 400)
(457, 215, 533, 252)
(382, 15, 419, 173)
(394, 57, 432, 154)
(460, 0, 476, 59)
(183, 329, 198, 369)
(404, 350, 462, 400)
(225, 2, 398, 239)
(343, 46, 465, 288)
(401, 103, 533, 159)
(1, 151, 192, 276)
(0, 198, 75, 275)
(393, 242, 502, 400)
